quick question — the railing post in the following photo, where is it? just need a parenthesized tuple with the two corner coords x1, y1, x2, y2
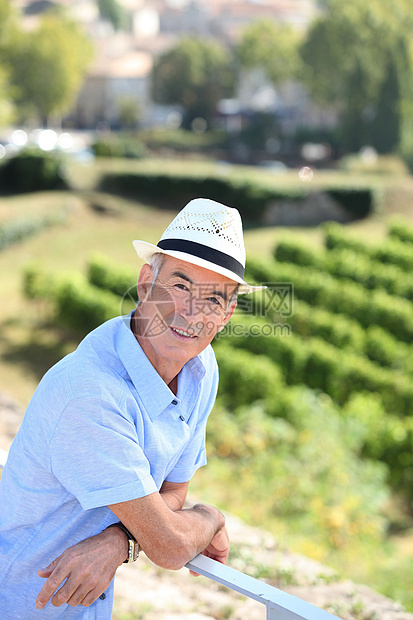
(266, 602, 299, 620)
(266, 603, 279, 620)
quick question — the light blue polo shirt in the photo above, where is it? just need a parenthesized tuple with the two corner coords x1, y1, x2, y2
(0, 313, 218, 619)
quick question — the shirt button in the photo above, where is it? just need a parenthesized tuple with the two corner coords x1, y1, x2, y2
(172, 399, 178, 405)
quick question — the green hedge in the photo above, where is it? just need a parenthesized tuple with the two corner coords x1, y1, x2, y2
(325, 222, 413, 271)
(327, 188, 373, 217)
(0, 149, 67, 193)
(214, 343, 283, 416)
(99, 171, 376, 224)
(222, 314, 413, 416)
(267, 298, 413, 375)
(23, 265, 124, 335)
(53, 275, 121, 334)
(92, 136, 147, 159)
(273, 238, 320, 268)
(365, 326, 413, 374)
(284, 299, 366, 352)
(274, 238, 413, 301)
(324, 222, 367, 253)
(23, 263, 55, 300)
(100, 171, 285, 224)
(388, 218, 413, 245)
(245, 256, 413, 343)
(87, 253, 138, 301)
(24, 255, 140, 334)
(138, 128, 228, 152)
(343, 393, 413, 496)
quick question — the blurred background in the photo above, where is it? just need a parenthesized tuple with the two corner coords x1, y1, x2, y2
(1, 0, 413, 617)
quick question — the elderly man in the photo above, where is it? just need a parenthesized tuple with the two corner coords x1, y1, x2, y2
(0, 198, 263, 618)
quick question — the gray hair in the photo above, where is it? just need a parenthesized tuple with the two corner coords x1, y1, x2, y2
(148, 253, 167, 295)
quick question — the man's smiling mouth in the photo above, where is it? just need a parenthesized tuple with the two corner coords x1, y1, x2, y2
(170, 327, 198, 339)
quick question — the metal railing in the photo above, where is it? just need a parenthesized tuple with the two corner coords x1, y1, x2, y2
(186, 554, 341, 620)
(0, 449, 341, 619)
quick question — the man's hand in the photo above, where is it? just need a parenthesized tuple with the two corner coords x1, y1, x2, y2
(189, 525, 230, 577)
(36, 526, 128, 610)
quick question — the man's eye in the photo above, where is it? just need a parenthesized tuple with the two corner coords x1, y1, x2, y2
(174, 283, 189, 291)
(207, 297, 221, 306)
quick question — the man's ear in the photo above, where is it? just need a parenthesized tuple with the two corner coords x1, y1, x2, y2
(219, 300, 237, 331)
(137, 264, 153, 302)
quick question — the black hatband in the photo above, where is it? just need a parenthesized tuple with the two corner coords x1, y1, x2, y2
(157, 238, 244, 279)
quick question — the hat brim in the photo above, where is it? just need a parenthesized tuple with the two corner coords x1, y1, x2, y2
(133, 240, 266, 294)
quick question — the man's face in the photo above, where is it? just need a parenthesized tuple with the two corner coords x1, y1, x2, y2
(135, 255, 238, 366)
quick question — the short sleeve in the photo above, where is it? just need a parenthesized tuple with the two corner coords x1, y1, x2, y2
(164, 432, 207, 483)
(49, 396, 157, 511)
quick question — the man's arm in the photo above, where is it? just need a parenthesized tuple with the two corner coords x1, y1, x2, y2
(159, 480, 189, 511)
(36, 482, 228, 609)
(107, 491, 225, 571)
(36, 526, 128, 609)
(158, 482, 230, 570)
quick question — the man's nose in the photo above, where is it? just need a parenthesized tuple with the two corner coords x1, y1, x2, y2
(177, 293, 202, 319)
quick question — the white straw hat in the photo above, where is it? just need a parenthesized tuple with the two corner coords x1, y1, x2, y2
(133, 198, 265, 294)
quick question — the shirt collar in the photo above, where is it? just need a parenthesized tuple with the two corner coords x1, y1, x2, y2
(181, 355, 206, 384)
(115, 313, 206, 420)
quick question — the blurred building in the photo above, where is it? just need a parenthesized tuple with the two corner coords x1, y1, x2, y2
(71, 50, 153, 128)
(143, 0, 317, 41)
(17, 0, 100, 30)
(16, 0, 333, 135)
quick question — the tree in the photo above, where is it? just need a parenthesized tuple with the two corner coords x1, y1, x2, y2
(236, 19, 302, 85)
(152, 37, 235, 129)
(370, 60, 400, 154)
(394, 36, 413, 168)
(8, 9, 93, 125)
(0, 66, 15, 127)
(0, 0, 19, 126)
(118, 96, 141, 129)
(300, 0, 413, 154)
(0, 0, 18, 49)
(97, 0, 129, 32)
